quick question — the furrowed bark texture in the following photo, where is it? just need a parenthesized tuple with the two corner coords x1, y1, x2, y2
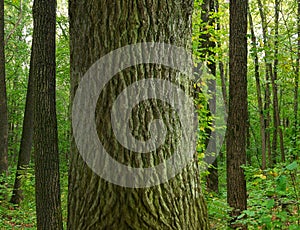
(227, 0, 248, 228)
(32, 0, 63, 228)
(68, 1, 209, 229)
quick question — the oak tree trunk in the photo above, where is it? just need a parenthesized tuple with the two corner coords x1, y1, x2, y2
(227, 0, 248, 228)
(32, 0, 63, 228)
(68, 1, 209, 229)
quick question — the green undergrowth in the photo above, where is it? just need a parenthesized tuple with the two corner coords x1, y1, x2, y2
(0, 160, 68, 229)
(0, 159, 299, 229)
(205, 160, 300, 229)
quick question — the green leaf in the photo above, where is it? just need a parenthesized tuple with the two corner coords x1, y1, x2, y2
(286, 161, 298, 171)
(266, 199, 275, 209)
(289, 224, 300, 230)
(237, 213, 246, 219)
(244, 210, 256, 217)
(261, 216, 272, 224)
(276, 175, 287, 193)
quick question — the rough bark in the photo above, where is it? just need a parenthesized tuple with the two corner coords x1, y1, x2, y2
(10, 48, 34, 205)
(32, 0, 63, 229)
(227, 0, 248, 228)
(0, 0, 8, 178)
(249, 11, 266, 170)
(68, 0, 209, 229)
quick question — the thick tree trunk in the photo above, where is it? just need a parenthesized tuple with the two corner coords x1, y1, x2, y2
(227, 0, 248, 228)
(32, 0, 63, 229)
(10, 48, 34, 205)
(249, 11, 266, 170)
(68, 1, 209, 229)
(0, 0, 8, 178)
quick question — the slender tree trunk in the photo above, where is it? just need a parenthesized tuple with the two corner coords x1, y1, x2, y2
(294, 0, 300, 160)
(200, 0, 219, 194)
(272, 0, 285, 162)
(0, 0, 8, 179)
(257, 0, 273, 166)
(249, 11, 266, 170)
(32, 0, 63, 229)
(10, 48, 34, 205)
(216, 2, 227, 114)
(227, 0, 248, 228)
(219, 61, 228, 112)
(68, 1, 209, 229)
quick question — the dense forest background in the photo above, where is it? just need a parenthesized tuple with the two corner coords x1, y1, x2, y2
(0, 0, 299, 229)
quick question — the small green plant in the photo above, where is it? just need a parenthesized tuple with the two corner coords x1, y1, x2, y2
(205, 191, 232, 229)
(234, 162, 300, 229)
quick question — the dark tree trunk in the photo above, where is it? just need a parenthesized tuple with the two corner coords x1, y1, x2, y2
(68, 0, 209, 229)
(32, 0, 63, 229)
(0, 0, 8, 178)
(10, 48, 34, 205)
(227, 0, 248, 228)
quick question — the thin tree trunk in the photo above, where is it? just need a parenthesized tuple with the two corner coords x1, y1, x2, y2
(219, 61, 228, 112)
(249, 11, 266, 170)
(0, 0, 8, 178)
(32, 0, 63, 228)
(257, 0, 273, 166)
(200, 0, 219, 194)
(272, 0, 285, 162)
(294, 0, 300, 160)
(10, 48, 34, 205)
(227, 0, 248, 229)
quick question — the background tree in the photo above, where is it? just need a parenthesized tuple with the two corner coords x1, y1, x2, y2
(200, 0, 219, 194)
(257, 0, 273, 166)
(10, 48, 34, 205)
(294, 0, 300, 160)
(0, 0, 8, 179)
(32, 0, 63, 228)
(226, 0, 248, 228)
(68, 0, 209, 229)
(249, 10, 267, 169)
(272, 0, 285, 162)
